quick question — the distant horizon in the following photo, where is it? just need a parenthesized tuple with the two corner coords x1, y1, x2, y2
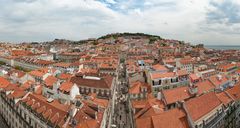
(0, 32, 239, 46)
(205, 44, 240, 46)
(1, 0, 240, 45)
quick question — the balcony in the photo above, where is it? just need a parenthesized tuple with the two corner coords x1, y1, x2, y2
(203, 111, 226, 128)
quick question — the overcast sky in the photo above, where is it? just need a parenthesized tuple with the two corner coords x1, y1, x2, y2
(0, 0, 240, 45)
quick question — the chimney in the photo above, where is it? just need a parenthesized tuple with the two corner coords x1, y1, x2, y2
(157, 91, 162, 100)
(217, 75, 222, 81)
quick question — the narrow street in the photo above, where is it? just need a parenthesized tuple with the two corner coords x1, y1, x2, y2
(106, 52, 134, 128)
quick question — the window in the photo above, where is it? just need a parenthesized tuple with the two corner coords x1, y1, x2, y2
(159, 80, 162, 85)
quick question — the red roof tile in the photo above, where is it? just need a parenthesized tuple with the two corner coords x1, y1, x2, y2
(59, 82, 73, 92)
(226, 84, 240, 100)
(152, 64, 168, 71)
(162, 86, 192, 105)
(216, 92, 233, 107)
(129, 81, 149, 94)
(44, 76, 57, 87)
(150, 72, 175, 79)
(209, 75, 229, 88)
(70, 75, 113, 89)
(151, 108, 188, 128)
(195, 80, 215, 94)
(185, 92, 222, 122)
(0, 76, 10, 89)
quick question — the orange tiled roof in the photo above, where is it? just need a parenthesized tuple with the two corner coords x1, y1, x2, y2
(7, 89, 26, 99)
(0, 76, 10, 89)
(59, 82, 73, 92)
(150, 72, 175, 79)
(195, 80, 215, 95)
(22, 94, 70, 127)
(129, 81, 149, 94)
(70, 75, 113, 89)
(209, 75, 229, 88)
(218, 63, 236, 71)
(4, 83, 18, 91)
(177, 69, 188, 76)
(180, 59, 193, 65)
(136, 117, 153, 128)
(99, 63, 117, 69)
(185, 92, 222, 122)
(44, 76, 57, 87)
(76, 119, 99, 128)
(58, 73, 72, 80)
(92, 98, 109, 108)
(152, 64, 168, 71)
(11, 50, 33, 56)
(216, 91, 234, 107)
(53, 62, 71, 68)
(9, 69, 26, 78)
(21, 80, 34, 90)
(162, 86, 191, 105)
(29, 70, 45, 77)
(151, 108, 189, 128)
(226, 84, 240, 100)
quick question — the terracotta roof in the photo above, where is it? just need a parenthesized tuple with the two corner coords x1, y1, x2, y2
(21, 80, 34, 90)
(58, 73, 72, 80)
(150, 72, 175, 79)
(79, 68, 99, 75)
(136, 117, 153, 128)
(151, 108, 189, 128)
(139, 105, 164, 118)
(22, 94, 70, 127)
(129, 81, 149, 94)
(0, 76, 10, 89)
(53, 62, 71, 68)
(180, 59, 193, 65)
(59, 82, 73, 92)
(162, 86, 192, 105)
(185, 92, 222, 122)
(218, 64, 236, 71)
(7, 89, 26, 99)
(9, 69, 26, 78)
(99, 63, 117, 69)
(209, 75, 229, 88)
(132, 100, 148, 109)
(11, 50, 33, 56)
(70, 75, 113, 89)
(92, 98, 109, 108)
(177, 70, 188, 76)
(74, 110, 94, 123)
(29, 70, 45, 77)
(226, 84, 240, 100)
(152, 64, 168, 71)
(44, 76, 57, 87)
(76, 119, 99, 128)
(38, 67, 57, 74)
(164, 58, 176, 63)
(216, 91, 233, 107)
(189, 74, 200, 81)
(4, 83, 18, 91)
(195, 80, 215, 95)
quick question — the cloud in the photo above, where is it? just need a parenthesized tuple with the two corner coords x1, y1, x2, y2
(0, 0, 240, 45)
(207, 0, 240, 25)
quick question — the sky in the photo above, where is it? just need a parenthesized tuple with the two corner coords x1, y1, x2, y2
(0, 0, 240, 45)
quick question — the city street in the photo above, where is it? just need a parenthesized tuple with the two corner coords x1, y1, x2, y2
(107, 53, 134, 128)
